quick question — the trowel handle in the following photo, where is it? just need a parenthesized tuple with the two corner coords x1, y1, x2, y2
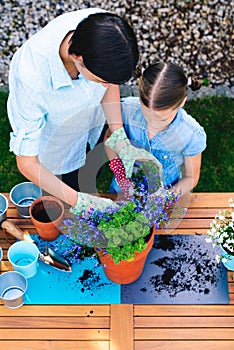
(2, 220, 33, 242)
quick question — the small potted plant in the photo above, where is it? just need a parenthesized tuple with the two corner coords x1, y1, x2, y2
(206, 198, 234, 271)
(59, 159, 180, 284)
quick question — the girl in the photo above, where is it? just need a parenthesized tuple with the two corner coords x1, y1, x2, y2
(105, 61, 207, 196)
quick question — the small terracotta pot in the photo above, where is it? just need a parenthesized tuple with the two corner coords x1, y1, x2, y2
(96, 226, 155, 284)
(29, 196, 64, 241)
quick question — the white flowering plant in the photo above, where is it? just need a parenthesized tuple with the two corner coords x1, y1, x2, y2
(206, 198, 234, 263)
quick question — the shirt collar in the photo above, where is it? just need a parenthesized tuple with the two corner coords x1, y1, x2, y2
(168, 108, 183, 129)
(155, 108, 183, 135)
(48, 49, 74, 90)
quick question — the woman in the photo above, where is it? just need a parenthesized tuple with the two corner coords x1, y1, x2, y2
(7, 8, 155, 214)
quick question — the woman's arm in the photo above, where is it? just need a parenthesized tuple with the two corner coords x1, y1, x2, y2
(16, 155, 118, 213)
(174, 153, 202, 196)
(16, 155, 78, 206)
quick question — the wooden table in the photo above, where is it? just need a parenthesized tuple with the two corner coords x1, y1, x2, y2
(1, 192, 234, 350)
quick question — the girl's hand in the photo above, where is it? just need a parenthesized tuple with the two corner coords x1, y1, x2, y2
(105, 127, 162, 178)
(109, 157, 135, 198)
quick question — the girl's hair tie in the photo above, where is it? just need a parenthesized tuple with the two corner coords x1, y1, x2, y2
(187, 77, 192, 87)
(134, 64, 143, 79)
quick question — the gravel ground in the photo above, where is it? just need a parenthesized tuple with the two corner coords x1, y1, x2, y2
(0, 0, 233, 94)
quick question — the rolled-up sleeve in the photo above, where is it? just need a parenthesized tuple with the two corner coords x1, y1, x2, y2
(8, 79, 46, 156)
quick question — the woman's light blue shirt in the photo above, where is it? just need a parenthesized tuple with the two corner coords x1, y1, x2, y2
(111, 96, 207, 191)
(7, 8, 106, 175)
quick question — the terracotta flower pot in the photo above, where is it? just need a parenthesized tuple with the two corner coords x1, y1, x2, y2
(96, 227, 155, 284)
(29, 196, 64, 241)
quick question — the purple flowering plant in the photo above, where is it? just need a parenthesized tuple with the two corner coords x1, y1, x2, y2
(58, 161, 181, 265)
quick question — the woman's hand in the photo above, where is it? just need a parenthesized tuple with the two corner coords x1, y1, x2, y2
(70, 192, 119, 215)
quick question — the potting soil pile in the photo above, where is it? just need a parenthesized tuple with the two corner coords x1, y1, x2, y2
(121, 234, 229, 304)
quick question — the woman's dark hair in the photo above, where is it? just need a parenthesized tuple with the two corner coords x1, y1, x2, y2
(68, 12, 139, 84)
(139, 61, 201, 110)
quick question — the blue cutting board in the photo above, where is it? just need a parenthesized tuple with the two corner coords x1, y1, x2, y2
(24, 256, 120, 304)
(24, 234, 120, 304)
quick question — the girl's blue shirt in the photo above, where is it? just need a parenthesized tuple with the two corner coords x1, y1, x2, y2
(110, 96, 207, 192)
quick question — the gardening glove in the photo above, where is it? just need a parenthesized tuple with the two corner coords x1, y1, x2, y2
(105, 127, 162, 178)
(149, 187, 165, 200)
(70, 192, 119, 216)
(138, 158, 164, 196)
(109, 157, 135, 199)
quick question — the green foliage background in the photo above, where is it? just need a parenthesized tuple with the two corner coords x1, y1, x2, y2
(0, 91, 233, 192)
(186, 97, 234, 192)
(0, 91, 27, 191)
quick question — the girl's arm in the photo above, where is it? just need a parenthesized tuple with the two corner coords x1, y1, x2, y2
(104, 127, 118, 160)
(174, 153, 202, 196)
(102, 89, 162, 178)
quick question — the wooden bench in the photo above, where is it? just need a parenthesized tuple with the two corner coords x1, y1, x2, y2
(1, 192, 234, 350)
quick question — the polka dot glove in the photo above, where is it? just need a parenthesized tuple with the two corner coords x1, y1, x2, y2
(70, 193, 119, 215)
(105, 127, 162, 178)
(109, 157, 135, 199)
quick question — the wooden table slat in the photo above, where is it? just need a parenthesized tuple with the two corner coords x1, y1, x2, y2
(0, 328, 109, 340)
(134, 305, 234, 316)
(0, 305, 110, 316)
(0, 316, 109, 328)
(0, 341, 110, 350)
(135, 328, 234, 340)
(110, 304, 133, 350)
(182, 193, 234, 208)
(134, 316, 234, 328)
(135, 341, 234, 350)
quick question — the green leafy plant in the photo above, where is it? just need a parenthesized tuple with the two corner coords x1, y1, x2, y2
(59, 160, 181, 265)
(97, 201, 150, 263)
